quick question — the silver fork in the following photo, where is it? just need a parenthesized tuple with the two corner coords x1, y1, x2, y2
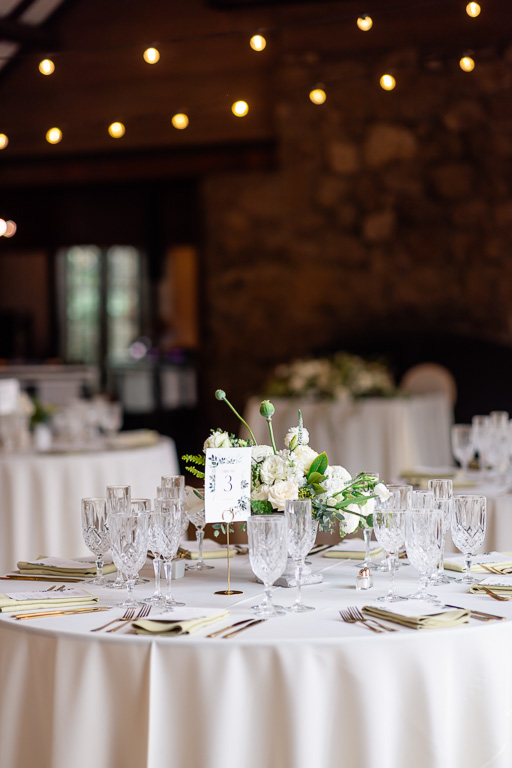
(340, 608, 382, 633)
(349, 606, 397, 632)
(106, 603, 152, 633)
(91, 607, 135, 632)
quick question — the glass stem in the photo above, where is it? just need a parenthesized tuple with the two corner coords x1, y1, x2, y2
(126, 577, 135, 601)
(363, 527, 372, 566)
(438, 539, 446, 577)
(419, 572, 429, 597)
(163, 560, 173, 601)
(464, 554, 472, 581)
(196, 528, 204, 567)
(388, 554, 396, 598)
(96, 557, 104, 581)
(153, 555, 161, 597)
(264, 583, 272, 610)
(295, 559, 303, 606)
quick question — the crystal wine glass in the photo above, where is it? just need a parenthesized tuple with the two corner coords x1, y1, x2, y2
(373, 491, 407, 602)
(451, 424, 474, 476)
(143, 502, 166, 605)
(451, 495, 486, 584)
(81, 497, 110, 585)
(105, 485, 131, 589)
(156, 497, 185, 608)
(284, 499, 314, 613)
(109, 511, 148, 608)
(405, 508, 444, 602)
(376, 485, 411, 571)
(184, 487, 213, 571)
(427, 479, 453, 585)
(247, 515, 288, 618)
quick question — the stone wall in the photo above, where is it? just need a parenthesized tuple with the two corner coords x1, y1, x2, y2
(202, 48, 512, 426)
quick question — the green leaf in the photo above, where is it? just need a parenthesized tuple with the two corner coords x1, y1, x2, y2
(311, 483, 325, 493)
(307, 471, 326, 485)
(307, 452, 328, 479)
(365, 514, 373, 528)
(250, 499, 274, 515)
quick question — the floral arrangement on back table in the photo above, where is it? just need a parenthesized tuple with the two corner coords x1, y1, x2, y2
(183, 390, 390, 536)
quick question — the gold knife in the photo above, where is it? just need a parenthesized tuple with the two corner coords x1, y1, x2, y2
(222, 618, 266, 639)
(1, 575, 84, 583)
(207, 618, 254, 638)
(12, 606, 110, 620)
(444, 604, 506, 621)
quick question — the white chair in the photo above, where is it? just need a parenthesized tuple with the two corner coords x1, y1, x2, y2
(400, 363, 457, 406)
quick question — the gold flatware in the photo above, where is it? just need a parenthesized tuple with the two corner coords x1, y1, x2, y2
(207, 618, 254, 638)
(13, 606, 110, 620)
(444, 604, 505, 621)
(340, 608, 382, 633)
(1, 575, 83, 583)
(480, 564, 512, 575)
(106, 604, 152, 633)
(480, 586, 511, 601)
(351, 606, 397, 632)
(222, 618, 266, 639)
(309, 544, 336, 556)
(91, 607, 135, 632)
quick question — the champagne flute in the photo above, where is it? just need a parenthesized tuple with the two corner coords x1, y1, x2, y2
(143, 501, 166, 605)
(427, 479, 453, 585)
(184, 487, 213, 570)
(81, 497, 110, 585)
(109, 512, 148, 608)
(451, 495, 486, 583)
(156, 497, 185, 608)
(105, 485, 131, 589)
(247, 515, 288, 617)
(285, 499, 314, 613)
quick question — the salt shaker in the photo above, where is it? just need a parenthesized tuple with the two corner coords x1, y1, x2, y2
(356, 566, 373, 590)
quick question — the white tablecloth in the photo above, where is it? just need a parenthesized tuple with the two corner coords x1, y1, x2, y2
(243, 395, 453, 482)
(0, 437, 179, 571)
(1, 555, 511, 768)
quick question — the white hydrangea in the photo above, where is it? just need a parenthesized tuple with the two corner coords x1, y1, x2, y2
(251, 444, 273, 463)
(260, 455, 287, 485)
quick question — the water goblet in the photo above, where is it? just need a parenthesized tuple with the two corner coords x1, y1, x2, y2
(451, 495, 486, 584)
(156, 497, 185, 608)
(373, 499, 406, 603)
(427, 479, 453, 585)
(81, 497, 110, 585)
(247, 515, 288, 617)
(285, 499, 314, 613)
(131, 498, 151, 514)
(184, 487, 213, 570)
(109, 512, 148, 608)
(376, 485, 411, 571)
(161, 475, 185, 499)
(405, 508, 444, 602)
(105, 485, 131, 589)
(451, 424, 474, 476)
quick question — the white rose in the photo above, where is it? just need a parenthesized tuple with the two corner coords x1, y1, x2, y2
(374, 482, 391, 502)
(267, 480, 299, 511)
(292, 445, 318, 472)
(260, 455, 287, 485)
(340, 506, 361, 535)
(251, 484, 271, 501)
(203, 431, 231, 451)
(252, 444, 273, 463)
(284, 426, 310, 447)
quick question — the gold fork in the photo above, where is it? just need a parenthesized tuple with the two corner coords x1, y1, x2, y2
(480, 586, 511, 601)
(350, 606, 397, 632)
(91, 607, 135, 632)
(340, 608, 382, 633)
(106, 603, 152, 633)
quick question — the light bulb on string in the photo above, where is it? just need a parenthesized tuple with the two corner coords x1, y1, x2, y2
(0, 220, 7, 237)
(0, 134, 8, 149)
(380, 73, 396, 91)
(232, 100, 249, 117)
(143, 47, 160, 64)
(171, 113, 189, 130)
(46, 127, 62, 144)
(250, 34, 266, 51)
(460, 55, 475, 72)
(3, 220, 16, 238)
(38, 58, 55, 75)
(466, 2, 481, 17)
(357, 15, 373, 31)
(309, 86, 326, 105)
(108, 121, 125, 138)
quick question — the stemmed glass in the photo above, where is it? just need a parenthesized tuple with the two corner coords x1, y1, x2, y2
(428, 479, 453, 585)
(451, 424, 474, 476)
(247, 515, 288, 617)
(156, 497, 185, 608)
(144, 502, 166, 606)
(81, 497, 110, 585)
(451, 495, 486, 584)
(376, 485, 411, 571)
(161, 475, 188, 541)
(373, 487, 409, 602)
(360, 472, 379, 570)
(284, 499, 314, 613)
(109, 512, 148, 608)
(184, 487, 213, 570)
(472, 415, 491, 473)
(405, 507, 443, 603)
(105, 485, 131, 589)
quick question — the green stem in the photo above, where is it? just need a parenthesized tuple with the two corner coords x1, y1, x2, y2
(223, 398, 257, 445)
(266, 418, 278, 455)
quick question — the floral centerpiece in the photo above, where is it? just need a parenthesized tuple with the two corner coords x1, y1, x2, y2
(183, 390, 390, 537)
(264, 351, 396, 400)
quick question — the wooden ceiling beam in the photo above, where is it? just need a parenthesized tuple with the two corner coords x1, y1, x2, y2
(0, 18, 58, 49)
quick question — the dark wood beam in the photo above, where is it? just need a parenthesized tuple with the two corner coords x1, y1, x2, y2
(0, 19, 58, 49)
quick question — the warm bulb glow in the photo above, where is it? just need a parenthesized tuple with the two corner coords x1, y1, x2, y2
(0, 134, 8, 149)
(108, 121, 125, 138)
(143, 47, 160, 64)
(0, 220, 7, 237)
(3, 220, 16, 238)
(460, 56, 475, 72)
(309, 88, 326, 105)
(466, 2, 481, 17)
(46, 127, 62, 144)
(250, 34, 266, 51)
(39, 58, 55, 75)
(380, 74, 396, 91)
(232, 100, 249, 117)
(171, 113, 189, 130)
(357, 15, 373, 31)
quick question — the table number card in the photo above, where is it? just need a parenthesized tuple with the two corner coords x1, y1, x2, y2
(204, 447, 252, 524)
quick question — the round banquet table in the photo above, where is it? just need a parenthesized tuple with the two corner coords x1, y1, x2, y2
(242, 394, 453, 483)
(0, 436, 179, 572)
(1, 555, 511, 768)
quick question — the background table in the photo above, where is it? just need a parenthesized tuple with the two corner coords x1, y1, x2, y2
(0, 554, 511, 768)
(243, 394, 453, 482)
(0, 436, 179, 571)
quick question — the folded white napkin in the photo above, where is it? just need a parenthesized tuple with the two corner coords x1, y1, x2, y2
(322, 538, 382, 559)
(132, 607, 230, 635)
(0, 587, 98, 612)
(470, 575, 512, 594)
(444, 552, 512, 573)
(180, 540, 238, 560)
(16, 556, 116, 578)
(363, 599, 469, 629)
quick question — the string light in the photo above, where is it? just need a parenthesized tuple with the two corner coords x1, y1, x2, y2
(250, 34, 266, 51)
(466, 2, 481, 17)
(0, 220, 7, 236)
(38, 58, 55, 75)
(459, 55, 475, 71)
(46, 127, 62, 144)
(171, 113, 189, 129)
(232, 100, 249, 117)
(379, 73, 396, 91)
(309, 86, 326, 104)
(357, 15, 373, 31)
(0, 134, 8, 149)
(3, 220, 16, 238)
(143, 47, 160, 64)
(108, 121, 125, 138)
